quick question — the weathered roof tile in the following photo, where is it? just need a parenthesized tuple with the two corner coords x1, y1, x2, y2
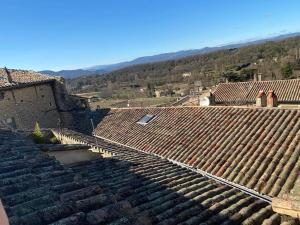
(57, 129, 300, 225)
(92, 107, 300, 199)
(0, 68, 56, 89)
(213, 79, 300, 104)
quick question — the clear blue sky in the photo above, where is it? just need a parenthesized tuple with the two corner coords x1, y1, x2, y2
(1, 0, 300, 71)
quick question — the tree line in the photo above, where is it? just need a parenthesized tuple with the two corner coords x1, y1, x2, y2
(67, 36, 300, 96)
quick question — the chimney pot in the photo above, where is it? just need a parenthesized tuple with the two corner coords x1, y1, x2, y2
(267, 90, 278, 107)
(256, 90, 267, 107)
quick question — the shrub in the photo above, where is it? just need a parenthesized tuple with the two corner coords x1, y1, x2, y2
(281, 63, 293, 78)
(32, 122, 44, 144)
(49, 136, 59, 144)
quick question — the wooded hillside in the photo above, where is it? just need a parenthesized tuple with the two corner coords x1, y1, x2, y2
(67, 36, 300, 97)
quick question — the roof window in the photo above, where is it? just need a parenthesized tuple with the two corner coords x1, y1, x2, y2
(137, 114, 155, 125)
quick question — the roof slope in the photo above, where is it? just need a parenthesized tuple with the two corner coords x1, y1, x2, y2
(56, 129, 300, 225)
(0, 128, 141, 225)
(93, 107, 300, 198)
(213, 79, 300, 104)
(2, 128, 299, 224)
(0, 68, 55, 89)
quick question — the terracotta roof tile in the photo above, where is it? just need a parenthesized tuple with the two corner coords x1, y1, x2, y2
(213, 80, 300, 104)
(0, 68, 56, 89)
(93, 107, 300, 199)
(57, 129, 300, 225)
(1, 119, 300, 224)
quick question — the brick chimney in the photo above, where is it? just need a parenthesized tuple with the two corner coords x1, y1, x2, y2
(256, 90, 267, 107)
(267, 90, 278, 107)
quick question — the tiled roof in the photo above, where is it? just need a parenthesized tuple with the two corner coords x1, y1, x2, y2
(0, 130, 293, 225)
(213, 79, 300, 104)
(53, 129, 300, 225)
(1, 128, 299, 225)
(0, 68, 56, 89)
(93, 107, 300, 199)
(0, 129, 128, 225)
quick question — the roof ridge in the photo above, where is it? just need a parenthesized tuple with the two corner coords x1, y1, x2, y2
(109, 105, 299, 111)
(219, 78, 300, 85)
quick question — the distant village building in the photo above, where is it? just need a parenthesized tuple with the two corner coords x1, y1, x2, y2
(182, 72, 191, 78)
(70, 95, 91, 108)
(0, 68, 87, 130)
(193, 80, 203, 94)
(154, 90, 161, 98)
(253, 73, 263, 82)
(213, 79, 300, 107)
(72, 94, 100, 104)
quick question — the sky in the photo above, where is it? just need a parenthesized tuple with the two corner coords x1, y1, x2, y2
(0, 0, 300, 71)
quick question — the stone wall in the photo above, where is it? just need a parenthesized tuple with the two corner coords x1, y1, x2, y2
(52, 78, 93, 130)
(0, 83, 60, 129)
(58, 108, 111, 134)
(0, 77, 106, 131)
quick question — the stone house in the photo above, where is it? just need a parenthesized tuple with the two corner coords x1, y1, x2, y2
(0, 68, 87, 130)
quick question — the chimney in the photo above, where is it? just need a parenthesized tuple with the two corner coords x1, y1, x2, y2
(256, 90, 267, 107)
(253, 74, 258, 82)
(267, 90, 278, 107)
(258, 73, 262, 81)
(209, 91, 215, 105)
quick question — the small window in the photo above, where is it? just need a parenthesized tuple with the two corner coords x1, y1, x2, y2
(41, 95, 45, 98)
(20, 100, 24, 102)
(49, 102, 52, 106)
(137, 114, 156, 125)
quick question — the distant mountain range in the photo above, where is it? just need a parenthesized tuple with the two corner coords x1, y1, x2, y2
(40, 32, 300, 78)
(39, 69, 106, 79)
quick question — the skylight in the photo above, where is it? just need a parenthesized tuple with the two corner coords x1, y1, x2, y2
(137, 114, 155, 125)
